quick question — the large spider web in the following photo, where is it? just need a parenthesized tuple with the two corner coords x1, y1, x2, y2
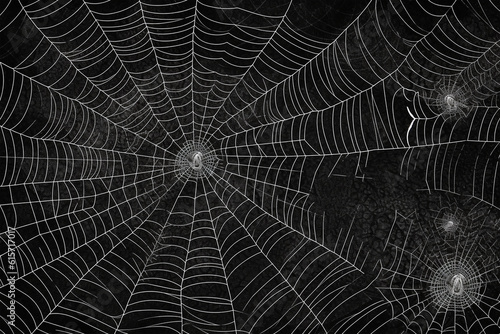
(0, 0, 499, 333)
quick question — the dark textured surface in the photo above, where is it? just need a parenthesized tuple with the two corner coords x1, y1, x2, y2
(1, 1, 500, 333)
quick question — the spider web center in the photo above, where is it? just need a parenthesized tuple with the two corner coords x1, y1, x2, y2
(174, 140, 218, 180)
(448, 273, 465, 296)
(429, 259, 483, 311)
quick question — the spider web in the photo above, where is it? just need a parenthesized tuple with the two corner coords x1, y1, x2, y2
(0, 0, 499, 333)
(334, 206, 500, 333)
